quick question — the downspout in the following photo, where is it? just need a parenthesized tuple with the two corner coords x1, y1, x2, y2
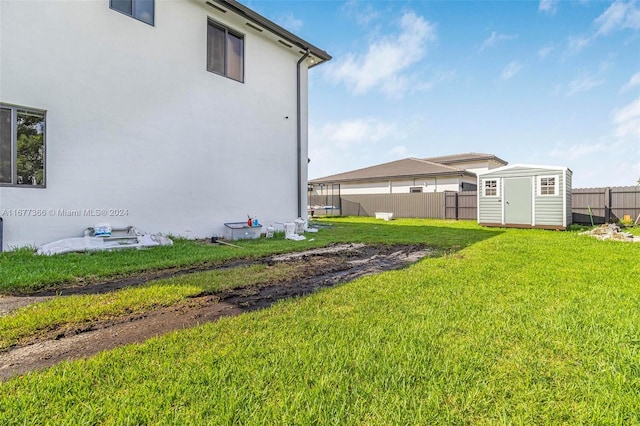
(296, 48, 310, 218)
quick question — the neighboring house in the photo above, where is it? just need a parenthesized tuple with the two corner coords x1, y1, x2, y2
(309, 153, 507, 196)
(0, 0, 330, 250)
(420, 153, 508, 176)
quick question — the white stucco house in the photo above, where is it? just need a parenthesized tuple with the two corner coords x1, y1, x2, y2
(309, 153, 507, 196)
(0, 0, 330, 250)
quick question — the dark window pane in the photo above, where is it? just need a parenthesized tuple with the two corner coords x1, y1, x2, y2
(16, 110, 45, 186)
(540, 177, 555, 195)
(207, 22, 225, 75)
(134, 0, 154, 25)
(485, 180, 497, 196)
(227, 32, 244, 81)
(0, 108, 11, 184)
(111, 0, 132, 15)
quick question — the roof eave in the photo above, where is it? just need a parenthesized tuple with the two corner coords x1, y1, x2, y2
(440, 155, 508, 166)
(477, 164, 571, 176)
(207, 0, 332, 66)
(310, 170, 475, 184)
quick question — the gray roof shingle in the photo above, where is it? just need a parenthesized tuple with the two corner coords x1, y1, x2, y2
(422, 152, 507, 165)
(310, 157, 475, 184)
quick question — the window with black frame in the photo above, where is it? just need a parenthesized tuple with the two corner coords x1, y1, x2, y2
(0, 104, 46, 187)
(110, 0, 154, 26)
(207, 19, 244, 82)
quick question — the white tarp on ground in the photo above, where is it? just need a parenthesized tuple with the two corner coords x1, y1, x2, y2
(37, 228, 172, 255)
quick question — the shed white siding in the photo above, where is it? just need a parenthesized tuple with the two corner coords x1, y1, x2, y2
(565, 170, 573, 227)
(0, 1, 319, 249)
(477, 165, 572, 229)
(478, 177, 503, 224)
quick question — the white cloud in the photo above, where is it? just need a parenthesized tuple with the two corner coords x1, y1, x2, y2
(324, 12, 437, 96)
(571, 158, 640, 187)
(539, 0, 559, 15)
(413, 69, 456, 92)
(501, 61, 522, 80)
(594, 0, 640, 36)
(314, 118, 397, 150)
(538, 44, 554, 59)
(565, 73, 605, 96)
(388, 145, 409, 157)
(567, 34, 592, 52)
(621, 72, 640, 92)
(612, 97, 640, 139)
(271, 13, 303, 33)
(550, 97, 640, 168)
(479, 31, 518, 52)
(550, 142, 609, 160)
(308, 118, 401, 178)
(565, 1, 640, 54)
(342, 0, 380, 26)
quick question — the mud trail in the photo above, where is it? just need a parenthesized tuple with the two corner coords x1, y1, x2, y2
(0, 244, 431, 381)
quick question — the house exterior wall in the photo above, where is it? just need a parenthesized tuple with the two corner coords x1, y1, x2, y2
(445, 159, 503, 175)
(334, 176, 474, 195)
(0, 1, 311, 249)
(477, 165, 571, 229)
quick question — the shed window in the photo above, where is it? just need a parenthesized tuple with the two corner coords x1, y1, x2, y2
(410, 187, 423, 193)
(483, 179, 499, 197)
(538, 176, 559, 196)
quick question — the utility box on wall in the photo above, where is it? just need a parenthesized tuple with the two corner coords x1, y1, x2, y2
(477, 165, 572, 230)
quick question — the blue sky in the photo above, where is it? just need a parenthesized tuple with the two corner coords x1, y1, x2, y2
(247, 0, 640, 187)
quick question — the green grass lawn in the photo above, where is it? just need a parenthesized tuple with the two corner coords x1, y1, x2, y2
(0, 219, 487, 349)
(1, 218, 639, 424)
(0, 263, 300, 351)
(0, 218, 484, 294)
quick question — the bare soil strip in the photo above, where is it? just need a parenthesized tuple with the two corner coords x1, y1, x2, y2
(0, 244, 431, 381)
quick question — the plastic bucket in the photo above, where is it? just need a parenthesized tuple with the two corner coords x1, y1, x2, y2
(266, 226, 275, 238)
(94, 223, 112, 237)
(284, 222, 295, 237)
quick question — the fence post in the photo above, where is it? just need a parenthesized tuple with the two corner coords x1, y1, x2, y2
(605, 187, 611, 223)
(455, 193, 459, 220)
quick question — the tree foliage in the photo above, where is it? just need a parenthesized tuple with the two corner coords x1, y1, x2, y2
(16, 111, 45, 185)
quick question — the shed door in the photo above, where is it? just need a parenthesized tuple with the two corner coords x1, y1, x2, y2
(504, 177, 532, 225)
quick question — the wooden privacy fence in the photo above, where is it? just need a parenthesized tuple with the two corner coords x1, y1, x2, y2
(572, 187, 640, 224)
(340, 193, 446, 219)
(310, 186, 640, 224)
(444, 191, 477, 220)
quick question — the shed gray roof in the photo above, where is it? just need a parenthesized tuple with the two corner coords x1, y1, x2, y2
(310, 158, 475, 184)
(422, 152, 508, 166)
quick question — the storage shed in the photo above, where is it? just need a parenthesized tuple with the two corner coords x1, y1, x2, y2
(477, 165, 572, 230)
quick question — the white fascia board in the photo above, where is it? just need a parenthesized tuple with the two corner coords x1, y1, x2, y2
(477, 163, 571, 177)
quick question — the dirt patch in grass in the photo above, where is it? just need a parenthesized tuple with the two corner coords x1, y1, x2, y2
(0, 244, 431, 381)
